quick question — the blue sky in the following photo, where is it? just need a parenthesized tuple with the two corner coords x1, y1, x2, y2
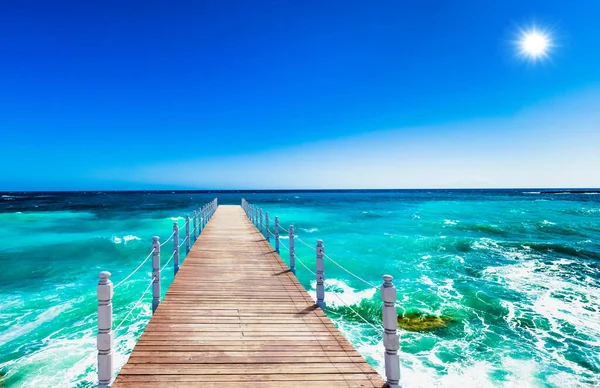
(1, 0, 599, 190)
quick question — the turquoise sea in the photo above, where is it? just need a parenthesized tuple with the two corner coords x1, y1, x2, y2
(0, 190, 599, 387)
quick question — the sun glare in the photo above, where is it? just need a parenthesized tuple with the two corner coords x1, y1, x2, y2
(516, 26, 553, 62)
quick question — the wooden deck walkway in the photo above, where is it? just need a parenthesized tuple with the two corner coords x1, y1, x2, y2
(113, 205, 385, 387)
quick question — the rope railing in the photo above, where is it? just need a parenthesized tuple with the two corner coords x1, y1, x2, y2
(178, 235, 188, 248)
(278, 237, 378, 331)
(160, 251, 176, 273)
(328, 286, 382, 333)
(255, 207, 377, 290)
(322, 252, 379, 289)
(114, 276, 155, 332)
(294, 254, 316, 276)
(295, 236, 317, 251)
(159, 230, 176, 246)
(279, 240, 289, 251)
(95, 198, 220, 387)
(113, 248, 155, 289)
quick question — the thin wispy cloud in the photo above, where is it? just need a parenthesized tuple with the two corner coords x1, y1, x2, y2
(104, 88, 600, 189)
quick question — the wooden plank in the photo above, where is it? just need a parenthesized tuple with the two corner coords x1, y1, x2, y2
(116, 373, 382, 382)
(114, 383, 380, 388)
(112, 205, 384, 387)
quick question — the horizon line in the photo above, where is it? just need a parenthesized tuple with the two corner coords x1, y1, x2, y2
(2, 188, 600, 193)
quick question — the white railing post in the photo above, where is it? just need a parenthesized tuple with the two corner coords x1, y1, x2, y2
(173, 222, 180, 275)
(289, 225, 295, 274)
(266, 211, 270, 242)
(260, 208, 264, 235)
(254, 206, 258, 226)
(200, 209, 203, 233)
(97, 271, 113, 388)
(274, 216, 280, 253)
(185, 215, 191, 254)
(316, 240, 325, 310)
(152, 236, 160, 314)
(382, 275, 401, 388)
(193, 211, 197, 240)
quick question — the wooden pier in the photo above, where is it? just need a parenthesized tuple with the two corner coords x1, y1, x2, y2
(111, 205, 386, 387)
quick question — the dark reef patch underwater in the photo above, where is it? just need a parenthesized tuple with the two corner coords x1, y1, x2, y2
(397, 312, 455, 332)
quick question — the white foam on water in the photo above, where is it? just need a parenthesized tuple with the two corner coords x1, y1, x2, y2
(0, 303, 70, 346)
(170, 216, 184, 221)
(306, 278, 377, 307)
(111, 234, 141, 244)
(0, 317, 148, 388)
(483, 258, 600, 377)
(472, 238, 530, 260)
(444, 219, 460, 225)
(301, 227, 318, 233)
(0, 332, 95, 387)
(303, 275, 572, 388)
(355, 339, 545, 388)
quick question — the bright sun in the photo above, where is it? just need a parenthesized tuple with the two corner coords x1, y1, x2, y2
(517, 27, 552, 62)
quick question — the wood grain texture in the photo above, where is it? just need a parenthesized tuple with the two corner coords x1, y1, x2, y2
(112, 205, 384, 387)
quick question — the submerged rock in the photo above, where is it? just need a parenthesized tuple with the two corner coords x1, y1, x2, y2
(398, 312, 454, 331)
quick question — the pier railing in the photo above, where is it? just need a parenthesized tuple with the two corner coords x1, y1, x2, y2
(241, 198, 401, 388)
(96, 198, 217, 387)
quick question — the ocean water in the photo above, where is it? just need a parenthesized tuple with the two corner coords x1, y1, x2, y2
(0, 190, 599, 387)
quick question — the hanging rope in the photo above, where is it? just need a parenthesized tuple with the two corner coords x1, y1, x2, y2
(113, 248, 155, 289)
(114, 276, 155, 332)
(160, 251, 176, 273)
(178, 235, 188, 248)
(295, 255, 316, 276)
(159, 230, 176, 246)
(328, 288, 381, 333)
(295, 237, 317, 251)
(322, 252, 379, 289)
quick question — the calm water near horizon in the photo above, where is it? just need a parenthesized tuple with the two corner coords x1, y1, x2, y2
(0, 190, 599, 387)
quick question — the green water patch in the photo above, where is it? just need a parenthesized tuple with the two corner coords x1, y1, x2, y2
(397, 312, 456, 332)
